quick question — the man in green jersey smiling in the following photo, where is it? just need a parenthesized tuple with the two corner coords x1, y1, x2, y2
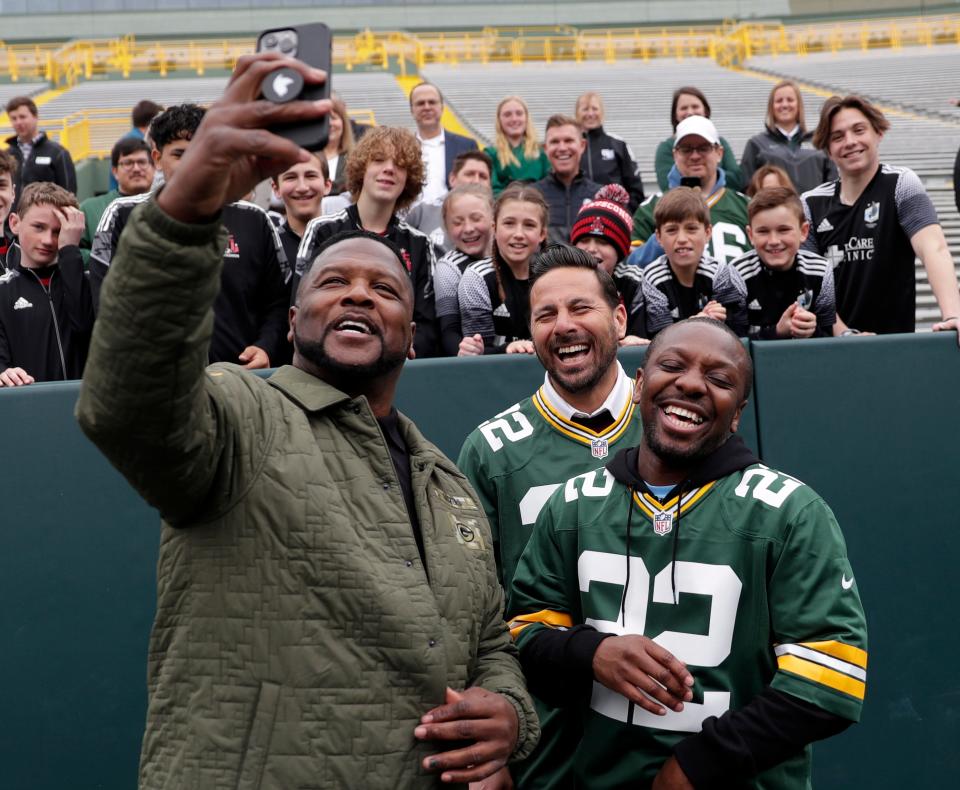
(459, 245, 644, 788)
(509, 318, 867, 789)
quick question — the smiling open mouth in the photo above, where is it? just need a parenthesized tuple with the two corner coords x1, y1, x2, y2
(662, 404, 704, 427)
(334, 318, 376, 335)
(556, 343, 589, 361)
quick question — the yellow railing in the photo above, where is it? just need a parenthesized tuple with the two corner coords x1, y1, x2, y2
(0, 107, 378, 162)
(4, 14, 960, 87)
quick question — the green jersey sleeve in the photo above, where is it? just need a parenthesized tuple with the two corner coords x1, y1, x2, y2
(632, 194, 659, 243)
(457, 433, 504, 585)
(508, 489, 578, 648)
(768, 496, 868, 722)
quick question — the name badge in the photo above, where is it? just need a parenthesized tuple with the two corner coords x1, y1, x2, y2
(35, 156, 52, 165)
(601, 148, 616, 160)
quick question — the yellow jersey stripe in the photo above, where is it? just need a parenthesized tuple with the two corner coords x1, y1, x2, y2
(508, 609, 574, 639)
(632, 481, 716, 519)
(778, 654, 866, 700)
(532, 391, 636, 447)
(535, 386, 633, 438)
(706, 188, 726, 208)
(799, 640, 868, 669)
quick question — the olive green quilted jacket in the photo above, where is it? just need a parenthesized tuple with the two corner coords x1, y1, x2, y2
(76, 199, 538, 789)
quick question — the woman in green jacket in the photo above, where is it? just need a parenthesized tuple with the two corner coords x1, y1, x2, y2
(654, 85, 744, 192)
(484, 95, 550, 193)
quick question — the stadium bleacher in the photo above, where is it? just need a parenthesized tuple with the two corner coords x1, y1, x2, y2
(421, 57, 960, 326)
(1, 47, 958, 326)
(0, 72, 411, 155)
(0, 82, 48, 106)
(747, 47, 960, 121)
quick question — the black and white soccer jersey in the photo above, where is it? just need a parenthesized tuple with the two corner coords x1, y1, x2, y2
(434, 249, 487, 356)
(457, 257, 530, 353)
(729, 249, 836, 339)
(91, 194, 291, 364)
(801, 164, 938, 333)
(636, 254, 747, 338)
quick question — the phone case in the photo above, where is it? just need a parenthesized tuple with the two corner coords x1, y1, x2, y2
(256, 22, 331, 150)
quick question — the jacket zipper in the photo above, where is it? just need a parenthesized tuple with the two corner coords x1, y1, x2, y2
(28, 268, 68, 380)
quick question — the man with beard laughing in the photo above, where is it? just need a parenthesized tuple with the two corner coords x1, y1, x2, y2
(508, 317, 867, 789)
(77, 52, 537, 789)
(459, 244, 644, 788)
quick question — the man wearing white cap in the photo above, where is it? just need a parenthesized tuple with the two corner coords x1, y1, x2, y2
(630, 115, 750, 267)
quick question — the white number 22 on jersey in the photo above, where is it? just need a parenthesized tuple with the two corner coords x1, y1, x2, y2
(578, 550, 743, 732)
(478, 405, 534, 452)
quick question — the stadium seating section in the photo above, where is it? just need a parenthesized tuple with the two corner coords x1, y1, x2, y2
(3, 43, 958, 326)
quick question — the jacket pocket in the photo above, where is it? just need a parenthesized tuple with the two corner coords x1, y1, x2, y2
(235, 680, 281, 790)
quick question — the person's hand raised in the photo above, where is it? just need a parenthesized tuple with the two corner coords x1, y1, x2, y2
(158, 52, 330, 224)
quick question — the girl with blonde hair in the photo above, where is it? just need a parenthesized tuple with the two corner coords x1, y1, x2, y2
(483, 96, 550, 193)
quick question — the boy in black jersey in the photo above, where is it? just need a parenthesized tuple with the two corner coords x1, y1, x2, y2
(294, 126, 441, 358)
(271, 151, 331, 266)
(0, 182, 93, 386)
(0, 151, 16, 270)
(91, 104, 291, 368)
(802, 95, 960, 336)
(730, 187, 836, 339)
(636, 187, 747, 338)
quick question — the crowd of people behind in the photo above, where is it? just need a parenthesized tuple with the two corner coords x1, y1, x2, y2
(0, 75, 958, 387)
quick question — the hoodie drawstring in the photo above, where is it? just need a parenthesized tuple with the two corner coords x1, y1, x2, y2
(620, 485, 635, 627)
(670, 480, 688, 605)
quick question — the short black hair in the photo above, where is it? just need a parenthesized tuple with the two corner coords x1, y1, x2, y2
(528, 243, 620, 310)
(643, 317, 753, 401)
(131, 100, 163, 130)
(296, 229, 412, 304)
(148, 104, 205, 152)
(111, 136, 151, 168)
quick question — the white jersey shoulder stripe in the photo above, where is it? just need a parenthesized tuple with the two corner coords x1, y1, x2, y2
(94, 191, 150, 234)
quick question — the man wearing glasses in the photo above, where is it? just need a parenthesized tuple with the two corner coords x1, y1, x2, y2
(631, 116, 750, 267)
(79, 137, 155, 265)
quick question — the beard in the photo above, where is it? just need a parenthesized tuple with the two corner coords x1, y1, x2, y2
(294, 324, 407, 382)
(642, 412, 729, 468)
(538, 327, 619, 396)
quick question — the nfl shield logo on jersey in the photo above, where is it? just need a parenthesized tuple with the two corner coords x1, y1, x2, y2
(653, 511, 674, 536)
(864, 201, 880, 226)
(591, 438, 609, 459)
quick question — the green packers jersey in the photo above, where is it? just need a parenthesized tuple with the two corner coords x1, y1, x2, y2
(458, 372, 644, 790)
(510, 462, 867, 789)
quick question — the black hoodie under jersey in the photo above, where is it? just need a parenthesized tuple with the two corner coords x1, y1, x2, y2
(519, 436, 850, 787)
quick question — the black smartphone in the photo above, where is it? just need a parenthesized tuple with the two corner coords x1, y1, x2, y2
(256, 23, 331, 151)
(679, 176, 702, 189)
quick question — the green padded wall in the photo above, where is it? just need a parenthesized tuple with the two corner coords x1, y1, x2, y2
(0, 335, 952, 787)
(751, 333, 960, 785)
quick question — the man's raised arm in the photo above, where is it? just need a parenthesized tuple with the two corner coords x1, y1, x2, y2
(76, 54, 330, 522)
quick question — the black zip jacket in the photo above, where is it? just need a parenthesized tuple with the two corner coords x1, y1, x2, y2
(535, 171, 603, 246)
(294, 203, 441, 358)
(91, 195, 291, 365)
(517, 437, 850, 786)
(0, 224, 14, 272)
(0, 243, 93, 381)
(6, 132, 77, 195)
(583, 126, 645, 212)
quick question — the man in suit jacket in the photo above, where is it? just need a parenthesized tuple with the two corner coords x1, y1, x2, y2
(409, 81, 477, 205)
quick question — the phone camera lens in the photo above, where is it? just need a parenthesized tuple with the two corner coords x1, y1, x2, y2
(263, 34, 277, 48)
(279, 36, 295, 54)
